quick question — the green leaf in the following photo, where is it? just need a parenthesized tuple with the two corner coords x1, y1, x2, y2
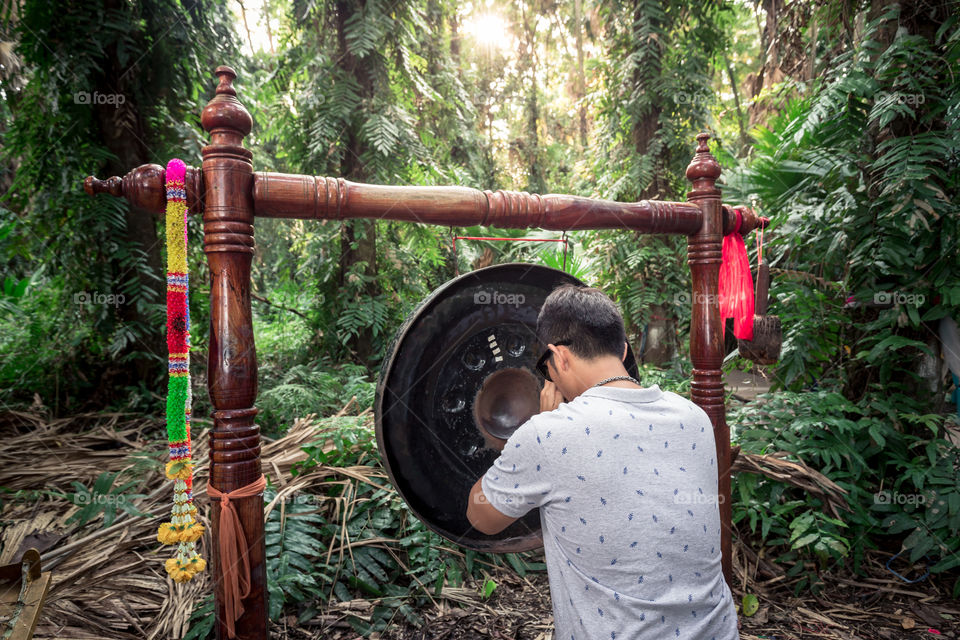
(793, 533, 820, 549)
(482, 578, 497, 599)
(504, 553, 527, 577)
(465, 549, 476, 576)
(865, 335, 930, 363)
(433, 562, 447, 596)
(931, 554, 960, 573)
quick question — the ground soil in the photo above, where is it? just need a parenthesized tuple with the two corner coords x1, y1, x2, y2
(273, 544, 959, 640)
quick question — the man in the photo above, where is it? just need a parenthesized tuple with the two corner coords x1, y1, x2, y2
(466, 284, 739, 639)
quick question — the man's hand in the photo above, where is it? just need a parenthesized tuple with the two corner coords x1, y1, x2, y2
(540, 380, 563, 413)
(484, 382, 561, 452)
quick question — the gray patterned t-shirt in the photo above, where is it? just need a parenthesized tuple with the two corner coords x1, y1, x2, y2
(481, 383, 739, 640)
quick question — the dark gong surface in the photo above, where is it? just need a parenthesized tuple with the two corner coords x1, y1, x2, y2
(375, 263, 639, 552)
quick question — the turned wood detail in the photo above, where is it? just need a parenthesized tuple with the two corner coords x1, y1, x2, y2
(85, 167, 768, 236)
(200, 66, 266, 640)
(684, 132, 733, 587)
(84, 163, 205, 214)
(250, 172, 713, 233)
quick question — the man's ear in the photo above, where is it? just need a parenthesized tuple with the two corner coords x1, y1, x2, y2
(622, 341, 628, 361)
(552, 344, 568, 372)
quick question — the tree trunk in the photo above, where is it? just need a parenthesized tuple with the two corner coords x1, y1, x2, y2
(264, 0, 275, 53)
(335, 0, 380, 364)
(748, 0, 784, 126)
(237, 0, 256, 54)
(522, 3, 545, 193)
(723, 51, 749, 153)
(93, 0, 165, 389)
(629, 0, 674, 364)
(630, 0, 665, 201)
(574, 0, 587, 146)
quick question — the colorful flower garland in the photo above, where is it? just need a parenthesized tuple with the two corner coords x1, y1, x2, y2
(156, 158, 206, 582)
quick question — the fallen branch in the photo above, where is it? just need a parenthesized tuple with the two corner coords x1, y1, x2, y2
(732, 451, 851, 519)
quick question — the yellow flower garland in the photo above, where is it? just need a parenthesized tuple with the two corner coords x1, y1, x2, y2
(158, 158, 205, 582)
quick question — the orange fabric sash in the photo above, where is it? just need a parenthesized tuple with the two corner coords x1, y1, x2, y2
(206, 474, 267, 639)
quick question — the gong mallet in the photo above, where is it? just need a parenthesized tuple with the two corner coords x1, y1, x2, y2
(738, 258, 782, 364)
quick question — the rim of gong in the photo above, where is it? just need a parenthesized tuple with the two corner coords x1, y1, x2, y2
(374, 262, 585, 551)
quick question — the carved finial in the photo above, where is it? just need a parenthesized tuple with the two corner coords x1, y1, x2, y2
(83, 163, 203, 215)
(202, 65, 252, 138)
(696, 132, 710, 153)
(686, 132, 721, 184)
(84, 175, 123, 197)
(214, 66, 238, 97)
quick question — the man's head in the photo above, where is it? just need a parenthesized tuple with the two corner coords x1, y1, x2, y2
(536, 283, 630, 400)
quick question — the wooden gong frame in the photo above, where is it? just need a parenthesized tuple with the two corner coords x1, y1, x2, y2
(84, 66, 766, 640)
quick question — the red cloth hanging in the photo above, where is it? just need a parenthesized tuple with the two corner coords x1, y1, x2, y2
(718, 207, 755, 340)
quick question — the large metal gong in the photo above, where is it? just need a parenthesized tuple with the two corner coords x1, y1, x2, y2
(375, 263, 639, 552)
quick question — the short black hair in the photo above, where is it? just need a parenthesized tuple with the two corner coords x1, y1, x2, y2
(536, 283, 627, 360)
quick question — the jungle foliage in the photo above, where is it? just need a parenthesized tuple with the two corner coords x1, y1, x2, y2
(1, 0, 958, 630)
(725, 0, 960, 595)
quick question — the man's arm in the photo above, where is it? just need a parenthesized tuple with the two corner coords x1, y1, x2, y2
(466, 477, 519, 535)
(465, 381, 564, 536)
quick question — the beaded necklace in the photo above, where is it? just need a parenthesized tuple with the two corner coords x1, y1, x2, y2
(155, 159, 206, 582)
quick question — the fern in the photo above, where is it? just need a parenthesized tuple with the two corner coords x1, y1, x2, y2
(58, 471, 151, 529)
(722, 1, 960, 595)
(536, 242, 595, 281)
(182, 594, 215, 640)
(361, 113, 401, 157)
(257, 363, 375, 434)
(264, 484, 329, 620)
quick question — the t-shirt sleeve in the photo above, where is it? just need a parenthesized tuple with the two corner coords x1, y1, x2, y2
(480, 418, 553, 519)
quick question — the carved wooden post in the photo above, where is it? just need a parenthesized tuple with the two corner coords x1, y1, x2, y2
(685, 133, 733, 586)
(201, 66, 267, 640)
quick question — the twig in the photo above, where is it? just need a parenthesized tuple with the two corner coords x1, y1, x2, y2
(251, 292, 310, 320)
(769, 268, 844, 291)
